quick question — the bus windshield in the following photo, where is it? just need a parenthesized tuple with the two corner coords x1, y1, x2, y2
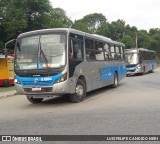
(125, 53, 139, 65)
(15, 34, 66, 70)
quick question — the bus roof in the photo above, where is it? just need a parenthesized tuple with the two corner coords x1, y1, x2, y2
(125, 48, 156, 53)
(17, 28, 125, 47)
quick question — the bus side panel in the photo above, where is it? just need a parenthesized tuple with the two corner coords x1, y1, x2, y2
(71, 60, 126, 93)
(148, 61, 157, 71)
(140, 60, 157, 73)
(101, 65, 126, 85)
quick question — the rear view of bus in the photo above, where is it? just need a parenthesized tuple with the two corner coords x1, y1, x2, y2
(125, 48, 157, 76)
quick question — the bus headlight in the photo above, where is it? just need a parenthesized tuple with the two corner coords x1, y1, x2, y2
(14, 79, 21, 84)
(55, 72, 67, 83)
(137, 65, 141, 69)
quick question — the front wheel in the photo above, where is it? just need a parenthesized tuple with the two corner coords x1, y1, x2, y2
(26, 96, 43, 104)
(69, 79, 86, 103)
(111, 73, 118, 88)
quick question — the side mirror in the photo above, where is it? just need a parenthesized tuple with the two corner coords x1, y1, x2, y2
(5, 39, 16, 58)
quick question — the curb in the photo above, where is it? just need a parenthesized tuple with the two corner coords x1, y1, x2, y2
(0, 91, 18, 99)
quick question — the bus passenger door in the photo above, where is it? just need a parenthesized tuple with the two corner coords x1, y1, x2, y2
(68, 36, 84, 90)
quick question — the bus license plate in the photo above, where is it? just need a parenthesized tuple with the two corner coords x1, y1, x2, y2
(32, 87, 41, 91)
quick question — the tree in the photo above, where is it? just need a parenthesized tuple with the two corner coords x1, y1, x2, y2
(72, 20, 89, 32)
(0, 0, 71, 51)
(121, 35, 135, 49)
(107, 19, 126, 41)
(149, 29, 160, 57)
(137, 30, 151, 48)
(78, 13, 107, 33)
(24, 0, 52, 31)
(49, 8, 73, 28)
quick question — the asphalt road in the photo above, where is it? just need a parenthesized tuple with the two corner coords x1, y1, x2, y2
(0, 69, 160, 144)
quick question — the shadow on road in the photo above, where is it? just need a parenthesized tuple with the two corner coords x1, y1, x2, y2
(33, 83, 125, 105)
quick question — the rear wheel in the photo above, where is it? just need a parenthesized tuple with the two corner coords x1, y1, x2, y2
(69, 79, 86, 103)
(150, 65, 154, 73)
(142, 67, 145, 75)
(111, 73, 118, 88)
(26, 96, 43, 104)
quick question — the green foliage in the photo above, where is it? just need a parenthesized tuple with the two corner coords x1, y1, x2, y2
(72, 20, 89, 32)
(0, 41, 4, 52)
(121, 35, 135, 49)
(77, 13, 107, 33)
(107, 19, 126, 40)
(0, 1, 160, 57)
(0, 0, 72, 49)
(49, 8, 73, 28)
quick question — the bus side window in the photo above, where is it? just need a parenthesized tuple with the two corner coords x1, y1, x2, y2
(120, 47, 125, 60)
(104, 43, 110, 61)
(75, 40, 83, 61)
(69, 38, 74, 59)
(95, 41, 105, 61)
(85, 39, 95, 61)
(69, 38, 84, 61)
(115, 46, 121, 61)
(110, 45, 115, 60)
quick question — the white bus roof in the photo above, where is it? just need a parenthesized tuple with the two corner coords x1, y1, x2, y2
(18, 28, 125, 47)
(125, 48, 156, 53)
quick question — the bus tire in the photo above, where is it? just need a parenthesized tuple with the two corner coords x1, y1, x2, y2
(4, 80, 10, 87)
(150, 65, 154, 73)
(26, 96, 43, 104)
(111, 72, 118, 88)
(142, 67, 145, 75)
(69, 79, 86, 103)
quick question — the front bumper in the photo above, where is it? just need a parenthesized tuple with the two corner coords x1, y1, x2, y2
(126, 68, 141, 75)
(15, 79, 76, 98)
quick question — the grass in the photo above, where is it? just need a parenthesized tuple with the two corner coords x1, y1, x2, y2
(0, 86, 15, 92)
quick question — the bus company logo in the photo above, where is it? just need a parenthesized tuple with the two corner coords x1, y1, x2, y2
(2, 136, 12, 141)
(34, 78, 38, 85)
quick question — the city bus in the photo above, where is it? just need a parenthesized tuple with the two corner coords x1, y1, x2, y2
(125, 48, 157, 75)
(5, 28, 126, 103)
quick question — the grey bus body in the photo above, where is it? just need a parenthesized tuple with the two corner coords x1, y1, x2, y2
(13, 28, 126, 103)
(125, 48, 157, 75)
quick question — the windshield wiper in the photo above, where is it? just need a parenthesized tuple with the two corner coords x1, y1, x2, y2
(38, 37, 50, 69)
(40, 48, 49, 67)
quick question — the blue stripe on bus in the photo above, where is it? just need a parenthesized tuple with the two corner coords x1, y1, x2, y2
(15, 73, 63, 87)
(101, 66, 126, 81)
(126, 66, 138, 71)
(148, 61, 156, 69)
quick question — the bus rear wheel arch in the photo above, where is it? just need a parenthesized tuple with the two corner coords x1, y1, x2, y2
(26, 96, 43, 104)
(142, 66, 146, 75)
(69, 79, 86, 103)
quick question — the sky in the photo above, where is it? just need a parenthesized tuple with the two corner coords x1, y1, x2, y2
(50, 0, 160, 31)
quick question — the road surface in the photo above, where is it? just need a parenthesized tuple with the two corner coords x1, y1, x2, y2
(0, 69, 160, 143)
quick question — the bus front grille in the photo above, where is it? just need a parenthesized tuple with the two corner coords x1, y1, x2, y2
(23, 87, 53, 93)
(22, 81, 53, 86)
(127, 69, 136, 72)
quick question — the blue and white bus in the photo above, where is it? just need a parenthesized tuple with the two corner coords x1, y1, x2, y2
(125, 48, 157, 75)
(5, 28, 126, 103)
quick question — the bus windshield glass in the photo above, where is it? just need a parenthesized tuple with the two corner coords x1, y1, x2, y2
(125, 53, 139, 65)
(15, 34, 66, 70)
